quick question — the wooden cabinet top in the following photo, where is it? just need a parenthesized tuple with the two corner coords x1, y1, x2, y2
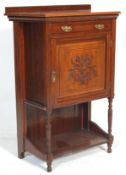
(5, 5, 120, 21)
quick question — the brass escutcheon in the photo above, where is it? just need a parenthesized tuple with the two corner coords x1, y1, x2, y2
(51, 70, 56, 83)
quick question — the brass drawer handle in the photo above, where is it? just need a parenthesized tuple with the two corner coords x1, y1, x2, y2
(61, 26, 72, 32)
(95, 24, 104, 30)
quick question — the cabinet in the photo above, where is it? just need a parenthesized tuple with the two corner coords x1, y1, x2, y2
(5, 5, 120, 172)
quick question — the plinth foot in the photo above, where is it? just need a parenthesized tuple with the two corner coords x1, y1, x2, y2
(18, 152, 25, 159)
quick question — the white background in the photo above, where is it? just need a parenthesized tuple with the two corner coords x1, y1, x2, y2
(0, 0, 126, 175)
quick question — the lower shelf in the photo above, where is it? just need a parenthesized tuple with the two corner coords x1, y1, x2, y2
(26, 123, 108, 159)
(51, 129, 108, 158)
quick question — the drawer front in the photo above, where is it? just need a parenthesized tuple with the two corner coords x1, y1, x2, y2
(51, 20, 112, 34)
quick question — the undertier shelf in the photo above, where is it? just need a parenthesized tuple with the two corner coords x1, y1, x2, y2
(26, 123, 108, 159)
(51, 130, 108, 158)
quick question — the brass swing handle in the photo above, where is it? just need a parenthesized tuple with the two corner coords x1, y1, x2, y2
(61, 26, 72, 32)
(95, 24, 105, 30)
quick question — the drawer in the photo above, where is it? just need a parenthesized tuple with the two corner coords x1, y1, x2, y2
(51, 20, 112, 34)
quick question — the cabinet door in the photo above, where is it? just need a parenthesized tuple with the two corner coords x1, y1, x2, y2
(51, 34, 111, 107)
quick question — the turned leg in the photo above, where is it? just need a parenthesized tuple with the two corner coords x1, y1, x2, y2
(46, 110, 53, 172)
(107, 97, 114, 153)
(47, 155, 52, 172)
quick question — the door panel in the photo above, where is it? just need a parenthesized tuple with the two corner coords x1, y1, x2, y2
(57, 40, 105, 97)
(51, 35, 110, 106)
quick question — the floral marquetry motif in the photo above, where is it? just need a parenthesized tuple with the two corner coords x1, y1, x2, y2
(68, 55, 97, 85)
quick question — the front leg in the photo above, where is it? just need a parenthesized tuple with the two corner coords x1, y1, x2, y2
(107, 97, 114, 153)
(45, 109, 53, 172)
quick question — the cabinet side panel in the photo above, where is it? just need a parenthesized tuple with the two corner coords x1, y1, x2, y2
(13, 22, 26, 157)
(24, 23, 48, 105)
(26, 104, 82, 138)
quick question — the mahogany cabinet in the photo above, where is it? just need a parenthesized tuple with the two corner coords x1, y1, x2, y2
(5, 5, 120, 172)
